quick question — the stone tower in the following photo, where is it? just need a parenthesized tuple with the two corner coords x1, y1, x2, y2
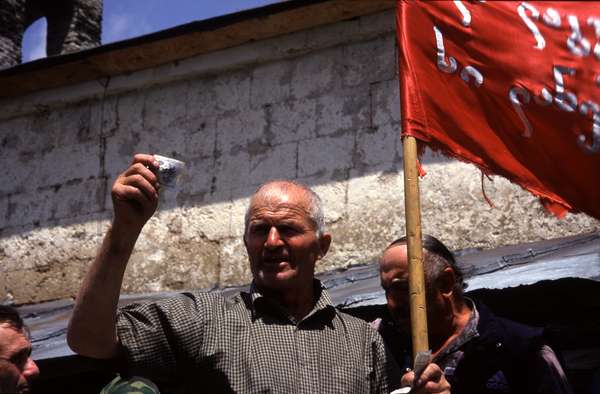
(0, 0, 102, 68)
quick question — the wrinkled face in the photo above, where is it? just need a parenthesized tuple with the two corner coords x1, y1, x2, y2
(244, 187, 328, 293)
(0, 324, 39, 394)
(380, 244, 412, 331)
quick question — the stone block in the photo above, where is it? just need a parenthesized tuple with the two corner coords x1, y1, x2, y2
(250, 59, 293, 108)
(341, 34, 396, 88)
(315, 87, 370, 137)
(261, 29, 310, 60)
(213, 70, 251, 113)
(104, 125, 188, 179)
(182, 202, 233, 241)
(269, 98, 317, 145)
(311, 181, 348, 225)
(103, 137, 136, 180)
(175, 156, 215, 200)
(216, 108, 269, 156)
(143, 81, 189, 131)
(358, 10, 395, 37)
(2, 141, 99, 210)
(22, 111, 55, 151)
(58, 101, 97, 144)
(142, 126, 189, 162)
(187, 75, 218, 119)
(5, 177, 104, 228)
(248, 142, 297, 186)
(0, 213, 107, 274)
(121, 233, 220, 293)
(117, 91, 145, 134)
(1, 260, 86, 305)
(356, 124, 400, 167)
(29, 101, 103, 148)
(290, 47, 340, 100)
(213, 150, 251, 192)
(184, 115, 217, 159)
(340, 168, 405, 256)
(371, 78, 401, 127)
(36, 141, 100, 187)
(297, 134, 354, 178)
(0, 150, 33, 196)
(218, 237, 251, 286)
(89, 95, 119, 139)
(417, 161, 600, 250)
(229, 194, 251, 238)
(53, 178, 105, 220)
(303, 18, 359, 51)
(0, 196, 6, 229)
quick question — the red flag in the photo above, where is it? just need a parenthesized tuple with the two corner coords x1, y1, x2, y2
(397, 1, 600, 220)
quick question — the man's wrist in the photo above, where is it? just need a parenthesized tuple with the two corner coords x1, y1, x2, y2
(106, 221, 141, 255)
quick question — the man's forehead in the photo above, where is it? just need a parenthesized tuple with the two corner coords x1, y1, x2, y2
(250, 187, 310, 215)
(0, 325, 29, 353)
(248, 201, 310, 221)
(382, 244, 408, 264)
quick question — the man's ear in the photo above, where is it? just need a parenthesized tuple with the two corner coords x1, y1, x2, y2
(438, 266, 456, 298)
(317, 232, 332, 259)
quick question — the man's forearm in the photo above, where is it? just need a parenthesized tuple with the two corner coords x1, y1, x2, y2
(67, 223, 140, 359)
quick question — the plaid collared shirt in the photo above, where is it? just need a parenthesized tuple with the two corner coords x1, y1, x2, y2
(116, 281, 395, 393)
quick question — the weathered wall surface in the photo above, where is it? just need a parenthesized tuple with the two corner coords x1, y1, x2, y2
(1, 10, 598, 304)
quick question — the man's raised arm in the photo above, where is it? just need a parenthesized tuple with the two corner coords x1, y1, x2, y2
(67, 154, 160, 359)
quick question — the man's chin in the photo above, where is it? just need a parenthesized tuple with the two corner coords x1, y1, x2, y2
(256, 270, 295, 289)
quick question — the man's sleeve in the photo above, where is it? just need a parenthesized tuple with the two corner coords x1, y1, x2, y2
(527, 345, 574, 394)
(116, 292, 208, 386)
(370, 329, 402, 394)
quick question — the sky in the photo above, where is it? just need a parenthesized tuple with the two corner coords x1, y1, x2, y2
(22, 0, 284, 63)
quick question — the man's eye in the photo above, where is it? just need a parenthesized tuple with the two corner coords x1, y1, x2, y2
(388, 283, 408, 293)
(250, 225, 268, 234)
(277, 226, 298, 235)
(11, 351, 29, 369)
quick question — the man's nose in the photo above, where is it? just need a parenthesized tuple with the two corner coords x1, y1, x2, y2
(23, 357, 39, 380)
(265, 226, 283, 249)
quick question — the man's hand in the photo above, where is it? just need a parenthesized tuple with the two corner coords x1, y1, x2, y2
(401, 363, 450, 394)
(112, 154, 160, 232)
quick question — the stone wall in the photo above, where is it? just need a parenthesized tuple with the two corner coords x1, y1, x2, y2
(0, 0, 102, 68)
(1, 10, 598, 304)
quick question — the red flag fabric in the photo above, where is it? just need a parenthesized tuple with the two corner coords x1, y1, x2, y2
(397, 1, 600, 220)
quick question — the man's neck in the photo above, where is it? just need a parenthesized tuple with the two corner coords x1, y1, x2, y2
(430, 300, 472, 358)
(258, 281, 317, 323)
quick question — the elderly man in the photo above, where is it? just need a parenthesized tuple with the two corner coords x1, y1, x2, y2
(68, 154, 448, 393)
(377, 234, 573, 394)
(0, 305, 40, 394)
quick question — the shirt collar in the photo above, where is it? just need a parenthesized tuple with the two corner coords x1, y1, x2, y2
(434, 297, 480, 362)
(248, 279, 335, 324)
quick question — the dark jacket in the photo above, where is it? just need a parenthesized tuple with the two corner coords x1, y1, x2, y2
(448, 302, 545, 394)
(378, 302, 548, 394)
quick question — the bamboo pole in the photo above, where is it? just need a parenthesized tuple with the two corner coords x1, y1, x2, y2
(402, 135, 429, 357)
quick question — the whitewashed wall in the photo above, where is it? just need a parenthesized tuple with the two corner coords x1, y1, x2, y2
(1, 10, 598, 304)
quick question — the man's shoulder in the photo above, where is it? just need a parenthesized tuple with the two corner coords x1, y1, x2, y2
(335, 308, 381, 337)
(118, 290, 247, 316)
(475, 301, 545, 353)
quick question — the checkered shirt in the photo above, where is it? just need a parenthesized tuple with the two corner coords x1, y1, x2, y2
(116, 281, 396, 393)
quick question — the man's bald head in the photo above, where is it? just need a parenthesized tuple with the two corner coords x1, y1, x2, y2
(245, 180, 325, 237)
